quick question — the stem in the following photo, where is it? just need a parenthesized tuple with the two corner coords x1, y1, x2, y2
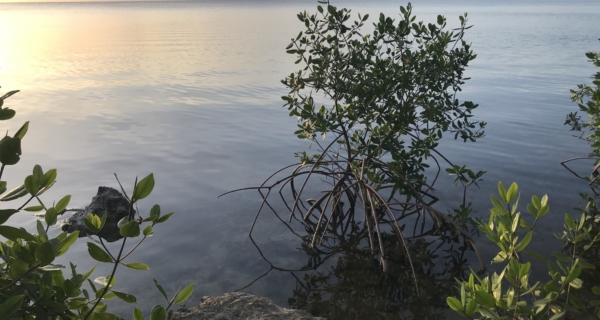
(16, 196, 35, 211)
(98, 237, 116, 262)
(120, 225, 154, 261)
(83, 195, 136, 320)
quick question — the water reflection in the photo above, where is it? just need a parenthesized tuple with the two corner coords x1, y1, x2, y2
(288, 226, 473, 319)
(241, 192, 481, 319)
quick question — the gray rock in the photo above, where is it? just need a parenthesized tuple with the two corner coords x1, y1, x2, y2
(169, 292, 325, 320)
(60, 186, 133, 242)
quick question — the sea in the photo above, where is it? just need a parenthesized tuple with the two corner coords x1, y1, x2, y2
(0, 0, 599, 318)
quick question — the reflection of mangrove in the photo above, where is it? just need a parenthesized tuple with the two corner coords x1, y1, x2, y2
(287, 220, 477, 319)
(226, 164, 485, 318)
(222, 154, 487, 283)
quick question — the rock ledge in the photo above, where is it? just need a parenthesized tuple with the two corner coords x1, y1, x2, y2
(170, 292, 324, 320)
(60, 186, 132, 242)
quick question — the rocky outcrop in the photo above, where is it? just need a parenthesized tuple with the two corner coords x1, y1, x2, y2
(60, 187, 132, 242)
(170, 292, 325, 320)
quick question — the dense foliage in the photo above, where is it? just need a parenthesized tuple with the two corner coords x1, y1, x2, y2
(447, 43, 600, 320)
(0, 90, 193, 319)
(565, 46, 600, 157)
(447, 182, 600, 319)
(283, 2, 485, 194)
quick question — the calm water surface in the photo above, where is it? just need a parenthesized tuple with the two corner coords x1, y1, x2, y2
(0, 0, 599, 318)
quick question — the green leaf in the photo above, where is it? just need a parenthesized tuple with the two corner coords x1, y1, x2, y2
(498, 182, 507, 202)
(446, 297, 466, 315)
(133, 307, 144, 320)
(83, 266, 96, 281)
(0, 137, 21, 165)
(156, 212, 174, 224)
(548, 312, 565, 320)
(133, 173, 155, 201)
(506, 182, 518, 203)
(85, 213, 100, 234)
(0, 108, 15, 120)
(479, 307, 501, 319)
(33, 165, 44, 183)
(0, 181, 6, 194)
(100, 212, 107, 230)
(578, 258, 595, 269)
(541, 194, 548, 207)
(511, 212, 520, 232)
(37, 219, 47, 241)
(154, 279, 168, 301)
(87, 243, 113, 263)
(10, 258, 27, 279)
(143, 225, 153, 237)
(0, 295, 24, 319)
(465, 298, 477, 316)
(150, 305, 167, 320)
(492, 251, 508, 264)
(113, 291, 137, 303)
(35, 241, 55, 266)
(475, 291, 496, 309)
(533, 297, 552, 308)
(506, 287, 515, 307)
(14, 121, 29, 140)
(515, 231, 532, 252)
(117, 216, 129, 229)
(0, 183, 27, 201)
(537, 205, 549, 218)
(0, 226, 36, 241)
(175, 283, 195, 303)
(491, 196, 506, 213)
(564, 214, 576, 230)
(45, 207, 58, 226)
(123, 262, 150, 271)
(120, 221, 140, 238)
(0, 209, 18, 225)
(592, 286, 600, 295)
(145, 204, 160, 222)
(24, 175, 39, 196)
(327, 4, 336, 15)
(55, 195, 71, 212)
(40, 169, 57, 189)
(54, 231, 79, 257)
(95, 275, 116, 287)
(565, 265, 582, 284)
(23, 205, 44, 212)
(569, 278, 583, 289)
(532, 195, 541, 209)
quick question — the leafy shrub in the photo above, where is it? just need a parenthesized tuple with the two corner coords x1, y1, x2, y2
(447, 182, 600, 319)
(283, 2, 485, 193)
(0, 90, 193, 319)
(227, 2, 488, 297)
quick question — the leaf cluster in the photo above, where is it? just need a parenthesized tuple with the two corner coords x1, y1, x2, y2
(0, 90, 194, 319)
(565, 43, 600, 157)
(282, 2, 486, 193)
(447, 182, 600, 319)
